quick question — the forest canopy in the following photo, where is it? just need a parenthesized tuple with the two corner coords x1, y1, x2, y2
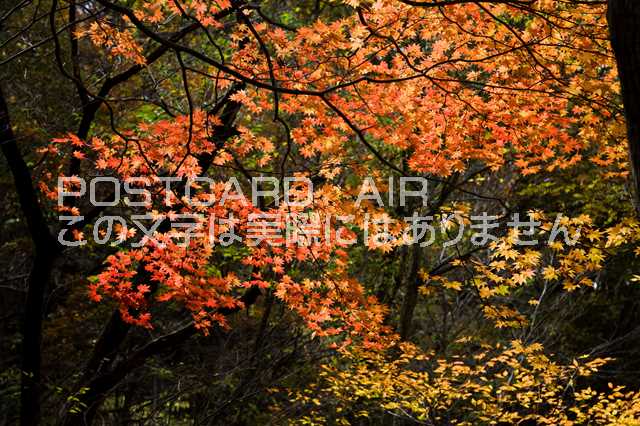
(2, 0, 640, 424)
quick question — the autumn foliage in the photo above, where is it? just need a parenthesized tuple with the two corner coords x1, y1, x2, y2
(2, 0, 640, 424)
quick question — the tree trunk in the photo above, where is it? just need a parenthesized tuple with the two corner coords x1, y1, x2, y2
(19, 252, 56, 425)
(608, 0, 640, 215)
(1, 85, 60, 425)
(399, 244, 422, 340)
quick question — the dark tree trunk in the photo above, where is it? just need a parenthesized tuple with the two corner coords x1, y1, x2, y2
(19, 252, 56, 425)
(399, 244, 422, 340)
(1, 86, 60, 425)
(608, 0, 640, 214)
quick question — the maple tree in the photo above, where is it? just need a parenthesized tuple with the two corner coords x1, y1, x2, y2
(1, 0, 640, 424)
(284, 340, 640, 425)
